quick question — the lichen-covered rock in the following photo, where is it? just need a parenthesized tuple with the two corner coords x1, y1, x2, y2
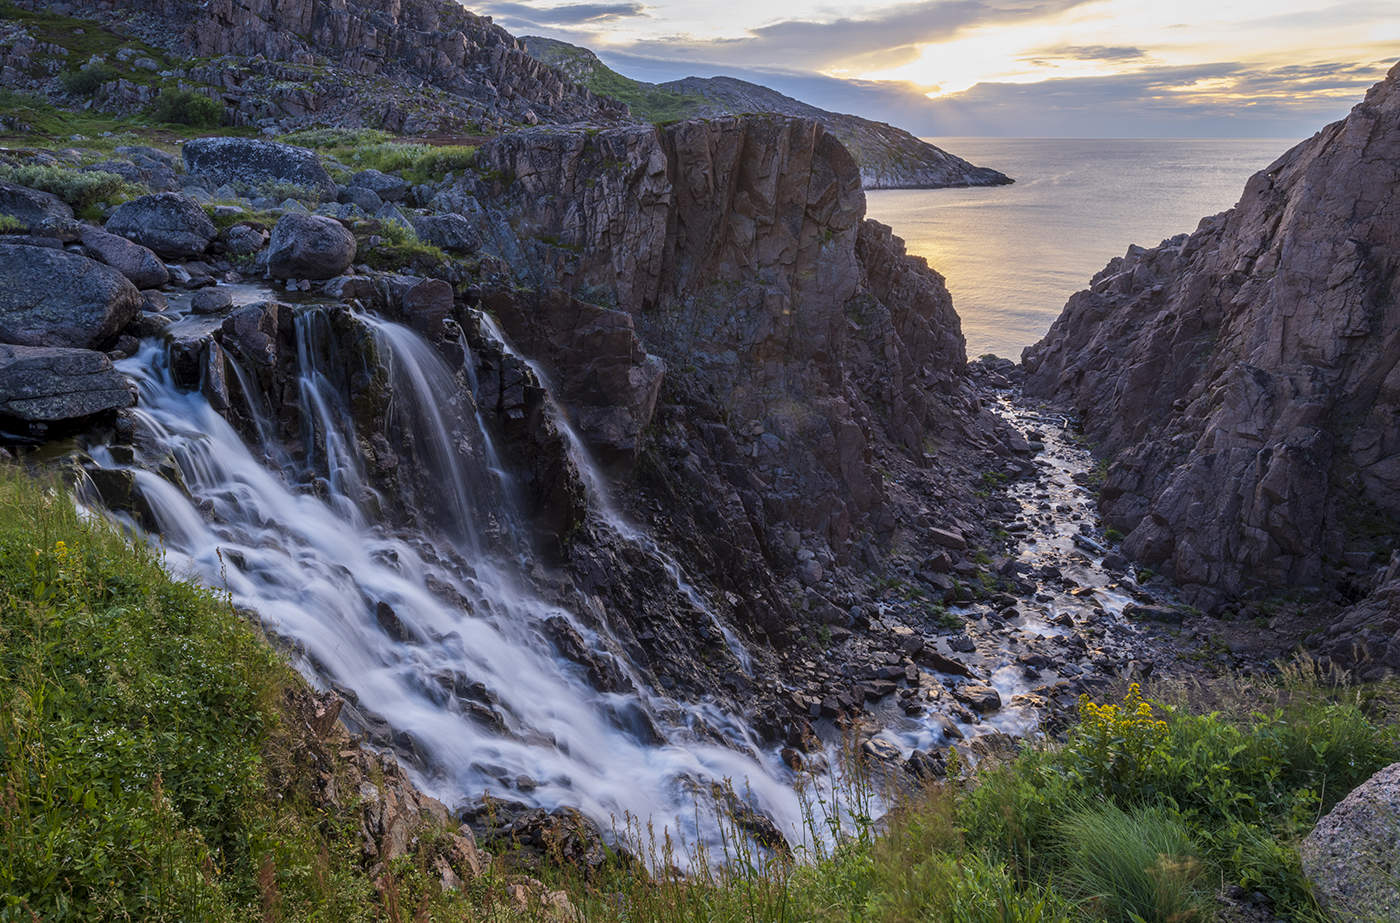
(79, 226, 169, 290)
(183, 137, 337, 200)
(0, 343, 135, 421)
(1024, 62, 1400, 611)
(411, 213, 478, 253)
(105, 192, 217, 259)
(0, 243, 142, 349)
(267, 214, 356, 280)
(1301, 761, 1400, 922)
(0, 181, 73, 230)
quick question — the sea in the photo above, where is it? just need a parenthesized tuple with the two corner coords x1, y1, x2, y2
(864, 138, 1297, 359)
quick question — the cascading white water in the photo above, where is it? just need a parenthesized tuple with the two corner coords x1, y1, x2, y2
(93, 306, 804, 858)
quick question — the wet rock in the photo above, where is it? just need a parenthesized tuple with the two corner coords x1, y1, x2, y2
(191, 288, 233, 315)
(862, 737, 902, 762)
(105, 193, 216, 259)
(917, 647, 978, 679)
(905, 748, 947, 780)
(0, 344, 135, 422)
(0, 181, 73, 230)
(951, 682, 1001, 713)
(184, 137, 337, 200)
(267, 214, 356, 280)
(1301, 761, 1400, 922)
(79, 226, 169, 290)
(84, 466, 155, 529)
(0, 243, 142, 349)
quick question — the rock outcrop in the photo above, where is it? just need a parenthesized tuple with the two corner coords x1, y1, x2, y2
(0, 344, 136, 422)
(182, 137, 337, 199)
(79, 226, 169, 290)
(1301, 761, 1400, 922)
(1023, 63, 1400, 615)
(0, 180, 73, 230)
(0, 243, 142, 349)
(267, 214, 357, 280)
(105, 193, 216, 260)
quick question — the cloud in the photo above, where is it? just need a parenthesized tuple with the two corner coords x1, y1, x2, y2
(1022, 44, 1147, 64)
(586, 50, 1391, 138)
(610, 0, 1096, 73)
(482, 1, 647, 27)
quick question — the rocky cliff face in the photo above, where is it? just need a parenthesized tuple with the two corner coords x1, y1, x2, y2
(460, 116, 988, 562)
(1024, 64, 1400, 640)
(14, 0, 625, 131)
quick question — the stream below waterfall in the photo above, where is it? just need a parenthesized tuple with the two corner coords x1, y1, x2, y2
(80, 285, 1183, 858)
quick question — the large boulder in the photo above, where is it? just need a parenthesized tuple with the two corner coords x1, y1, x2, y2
(79, 226, 169, 289)
(411, 213, 479, 253)
(267, 214, 356, 280)
(105, 193, 216, 259)
(0, 243, 142, 349)
(0, 344, 135, 422)
(0, 181, 73, 230)
(183, 137, 337, 200)
(1301, 761, 1400, 922)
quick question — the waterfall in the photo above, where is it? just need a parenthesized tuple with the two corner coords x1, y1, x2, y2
(93, 306, 801, 858)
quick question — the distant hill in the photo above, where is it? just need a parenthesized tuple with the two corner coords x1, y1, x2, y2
(522, 36, 1012, 190)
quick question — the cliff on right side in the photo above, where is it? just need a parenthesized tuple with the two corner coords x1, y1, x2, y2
(1023, 61, 1400, 673)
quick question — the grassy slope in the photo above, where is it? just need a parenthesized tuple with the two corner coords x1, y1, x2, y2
(524, 40, 702, 124)
(0, 467, 495, 921)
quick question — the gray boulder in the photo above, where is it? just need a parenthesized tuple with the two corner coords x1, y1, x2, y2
(0, 182, 74, 230)
(411, 213, 479, 253)
(339, 185, 383, 213)
(349, 169, 408, 202)
(223, 224, 268, 256)
(0, 344, 135, 421)
(105, 193, 216, 259)
(0, 243, 142, 349)
(183, 137, 337, 200)
(1301, 761, 1400, 922)
(79, 226, 169, 289)
(267, 214, 356, 280)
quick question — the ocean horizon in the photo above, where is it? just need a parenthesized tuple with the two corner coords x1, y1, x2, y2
(867, 137, 1297, 359)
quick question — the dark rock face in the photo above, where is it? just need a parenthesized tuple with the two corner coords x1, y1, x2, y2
(411, 214, 479, 253)
(1024, 63, 1400, 611)
(267, 214, 356, 280)
(105, 193, 217, 260)
(0, 243, 142, 349)
(0, 181, 73, 229)
(0, 344, 135, 422)
(79, 226, 170, 290)
(35, 0, 627, 133)
(183, 137, 338, 199)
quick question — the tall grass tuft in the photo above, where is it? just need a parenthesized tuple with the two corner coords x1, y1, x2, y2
(1058, 804, 1212, 923)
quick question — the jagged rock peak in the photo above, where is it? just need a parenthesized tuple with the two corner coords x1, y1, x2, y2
(1023, 61, 1400, 618)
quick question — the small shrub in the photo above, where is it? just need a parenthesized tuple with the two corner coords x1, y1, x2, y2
(150, 87, 224, 127)
(0, 163, 141, 211)
(60, 63, 119, 96)
(0, 214, 23, 233)
(1059, 804, 1212, 923)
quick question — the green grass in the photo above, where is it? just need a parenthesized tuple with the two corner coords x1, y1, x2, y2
(1059, 804, 1212, 922)
(359, 219, 451, 273)
(279, 130, 478, 185)
(0, 467, 511, 921)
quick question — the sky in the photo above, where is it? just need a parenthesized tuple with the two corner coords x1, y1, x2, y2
(474, 0, 1399, 137)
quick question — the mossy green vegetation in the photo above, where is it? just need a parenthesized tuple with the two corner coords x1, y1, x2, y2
(0, 163, 141, 213)
(280, 129, 478, 185)
(150, 88, 226, 128)
(0, 467, 495, 921)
